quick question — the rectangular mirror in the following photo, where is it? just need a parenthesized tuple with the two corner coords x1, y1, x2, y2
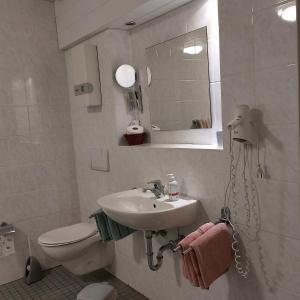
(146, 27, 211, 131)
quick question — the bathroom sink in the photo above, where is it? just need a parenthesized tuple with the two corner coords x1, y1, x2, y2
(97, 189, 198, 231)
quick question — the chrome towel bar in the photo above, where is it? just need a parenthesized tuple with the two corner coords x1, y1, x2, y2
(173, 245, 193, 255)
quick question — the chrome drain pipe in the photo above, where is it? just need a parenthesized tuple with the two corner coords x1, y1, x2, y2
(145, 230, 183, 271)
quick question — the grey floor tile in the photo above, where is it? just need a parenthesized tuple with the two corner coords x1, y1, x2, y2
(0, 266, 148, 300)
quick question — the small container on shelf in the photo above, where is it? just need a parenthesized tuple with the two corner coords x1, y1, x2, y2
(124, 132, 146, 146)
(124, 120, 146, 146)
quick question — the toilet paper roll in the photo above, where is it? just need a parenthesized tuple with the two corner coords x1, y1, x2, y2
(126, 125, 144, 135)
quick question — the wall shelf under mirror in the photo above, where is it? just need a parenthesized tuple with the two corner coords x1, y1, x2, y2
(119, 143, 223, 151)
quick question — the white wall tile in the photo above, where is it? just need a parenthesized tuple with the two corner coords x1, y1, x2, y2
(257, 179, 300, 239)
(254, 2, 297, 70)
(0, 192, 37, 223)
(0, 139, 10, 166)
(249, 231, 300, 295)
(10, 165, 37, 193)
(35, 162, 57, 191)
(8, 136, 36, 165)
(260, 124, 299, 182)
(255, 64, 298, 125)
(0, 167, 12, 197)
(0, 70, 26, 106)
(219, 15, 254, 76)
(28, 106, 51, 135)
(218, 0, 253, 25)
(221, 72, 255, 126)
(0, 0, 79, 285)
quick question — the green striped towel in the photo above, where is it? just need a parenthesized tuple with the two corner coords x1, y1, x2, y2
(91, 209, 136, 241)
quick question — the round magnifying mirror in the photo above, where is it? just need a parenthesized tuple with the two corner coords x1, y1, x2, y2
(115, 64, 136, 88)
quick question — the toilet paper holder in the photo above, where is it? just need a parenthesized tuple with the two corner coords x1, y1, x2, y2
(0, 222, 16, 235)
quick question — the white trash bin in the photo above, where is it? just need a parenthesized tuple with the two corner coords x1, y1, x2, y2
(77, 283, 117, 300)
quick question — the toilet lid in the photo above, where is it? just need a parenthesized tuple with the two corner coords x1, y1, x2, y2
(38, 223, 98, 246)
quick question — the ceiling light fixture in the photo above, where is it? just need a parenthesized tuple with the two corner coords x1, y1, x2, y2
(125, 21, 136, 26)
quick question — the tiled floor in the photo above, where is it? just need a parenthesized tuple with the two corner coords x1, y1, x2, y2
(0, 266, 149, 300)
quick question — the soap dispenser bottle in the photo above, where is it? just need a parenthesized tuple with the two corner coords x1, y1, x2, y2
(167, 174, 179, 201)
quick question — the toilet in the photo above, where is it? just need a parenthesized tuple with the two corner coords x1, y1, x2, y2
(38, 222, 114, 275)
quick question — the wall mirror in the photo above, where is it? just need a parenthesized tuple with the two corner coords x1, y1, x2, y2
(146, 27, 211, 131)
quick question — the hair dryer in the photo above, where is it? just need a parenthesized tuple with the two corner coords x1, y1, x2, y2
(228, 105, 256, 145)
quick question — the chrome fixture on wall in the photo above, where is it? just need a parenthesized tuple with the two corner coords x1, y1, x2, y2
(143, 179, 165, 199)
(115, 64, 143, 114)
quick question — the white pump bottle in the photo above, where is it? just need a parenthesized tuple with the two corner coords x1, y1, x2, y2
(167, 174, 179, 201)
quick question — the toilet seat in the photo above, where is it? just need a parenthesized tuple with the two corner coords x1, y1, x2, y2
(38, 223, 98, 247)
(38, 222, 113, 275)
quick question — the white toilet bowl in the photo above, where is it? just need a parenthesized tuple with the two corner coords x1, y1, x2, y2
(38, 222, 114, 275)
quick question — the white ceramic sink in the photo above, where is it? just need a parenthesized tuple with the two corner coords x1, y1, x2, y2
(97, 188, 198, 231)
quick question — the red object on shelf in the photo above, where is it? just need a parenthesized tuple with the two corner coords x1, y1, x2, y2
(124, 133, 146, 145)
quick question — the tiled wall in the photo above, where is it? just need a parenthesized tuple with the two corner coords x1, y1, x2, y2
(0, 0, 79, 285)
(66, 0, 299, 299)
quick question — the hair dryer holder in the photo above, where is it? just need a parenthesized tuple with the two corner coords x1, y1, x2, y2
(228, 105, 256, 145)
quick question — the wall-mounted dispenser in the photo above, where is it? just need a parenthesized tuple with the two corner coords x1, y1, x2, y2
(0, 222, 15, 257)
(71, 44, 102, 107)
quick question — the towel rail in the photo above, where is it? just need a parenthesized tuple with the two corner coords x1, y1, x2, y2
(174, 246, 193, 255)
(173, 245, 182, 253)
(182, 248, 193, 255)
(174, 207, 232, 256)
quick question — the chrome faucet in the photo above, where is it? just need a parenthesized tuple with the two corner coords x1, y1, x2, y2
(143, 180, 165, 199)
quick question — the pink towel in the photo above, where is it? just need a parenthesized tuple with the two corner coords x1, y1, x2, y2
(190, 223, 233, 289)
(179, 223, 214, 287)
